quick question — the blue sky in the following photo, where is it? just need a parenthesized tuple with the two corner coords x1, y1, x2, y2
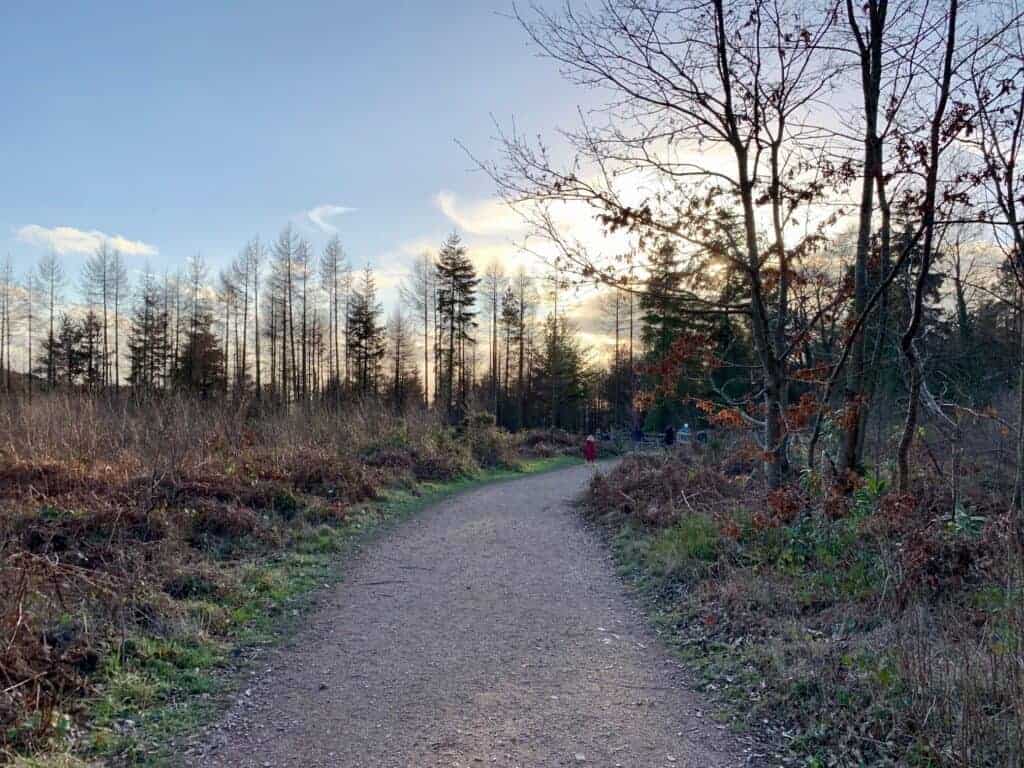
(0, 1, 591, 294)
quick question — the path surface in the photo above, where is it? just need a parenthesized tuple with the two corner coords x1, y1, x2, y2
(195, 463, 749, 768)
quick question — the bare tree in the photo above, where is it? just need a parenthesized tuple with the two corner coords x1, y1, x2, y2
(22, 270, 39, 400)
(218, 267, 238, 393)
(37, 252, 65, 388)
(484, 0, 839, 486)
(250, 239, 264, 399)
(387, 305, 417, 409)
(515, 267, 536, 429)
(296, 237, 313, 400)
(82, 244, 111, 386)
(271, 225, 300, 403)
(401, 251, 435, 408)
(111, 250, 127, 391)
(837, 0, 893, 475)
(0, 255, 14, 392)
(232, 244, 253, 392)
(599, 286, 628, 425)
(320, 235, 349, 398)
(894, 0, 975, 493)
(483, 261, 507, 417)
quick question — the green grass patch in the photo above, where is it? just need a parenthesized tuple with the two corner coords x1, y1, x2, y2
(71, 453, 581, 767)
(589, 497, 972, 766)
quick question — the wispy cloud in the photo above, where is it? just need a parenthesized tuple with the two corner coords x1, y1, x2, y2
(434, 191, 527, 238)
(16, 224, 158, 257)
(306, 204, 356, 234)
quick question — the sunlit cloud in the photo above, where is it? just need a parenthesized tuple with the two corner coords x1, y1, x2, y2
(435, 191, 527, 238)
(16, 224, 158, 257)
(372, 266, 410, 292)
(306, 204, 356, 234)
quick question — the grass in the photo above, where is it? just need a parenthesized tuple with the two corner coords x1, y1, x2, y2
(583, 453, 1024, 768)
(0, 393, 587, 766)
(66, 454, 580, 767)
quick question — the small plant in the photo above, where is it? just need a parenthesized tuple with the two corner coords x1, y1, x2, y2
(851, 474, 888, 519)
(948, 503, 985, 538)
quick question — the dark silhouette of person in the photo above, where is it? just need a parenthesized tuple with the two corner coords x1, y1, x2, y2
(663, 424, 676, 449)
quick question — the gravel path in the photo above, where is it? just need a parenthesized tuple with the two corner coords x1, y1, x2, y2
(195, 463, 750, 768)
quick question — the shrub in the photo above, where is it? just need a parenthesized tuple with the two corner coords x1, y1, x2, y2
(0, 394, 521, 754)
(583, 451, 1024, 767)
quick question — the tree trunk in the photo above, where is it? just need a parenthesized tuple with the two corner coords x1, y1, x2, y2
(1014, 293, 1024, 510)
(896, 0, 958, 493)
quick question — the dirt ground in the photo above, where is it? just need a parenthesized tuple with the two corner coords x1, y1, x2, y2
(191, 463, 757, 767)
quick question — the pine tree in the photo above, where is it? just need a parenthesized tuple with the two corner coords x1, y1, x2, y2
(37, 313, 84, 387)
(499, 286, 521, 428)
(128, 271, 171, 391)
(175, 311, 224, 397)
(80, 310, 105, 389)
(434, 233, 479, 418)
(176, 255, 224, 397)
(533, 315, 588, 431)
(640, 241, 687, 360)
(346, 266, 385, 396)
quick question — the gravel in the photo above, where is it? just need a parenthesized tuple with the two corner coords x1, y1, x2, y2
(192, 463, 753, 767)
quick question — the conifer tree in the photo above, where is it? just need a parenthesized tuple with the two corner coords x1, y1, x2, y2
(347, 266, 385, 396)
(128, 270, 171, 391)
(434, 233, 479, 418)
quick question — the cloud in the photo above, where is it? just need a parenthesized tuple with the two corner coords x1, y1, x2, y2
(435, 191, 527, 238)
(306, 204, 355, 234)
(16, 224, 158, 257)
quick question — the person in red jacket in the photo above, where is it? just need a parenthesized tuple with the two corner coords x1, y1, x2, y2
(583, 434, 598, 464)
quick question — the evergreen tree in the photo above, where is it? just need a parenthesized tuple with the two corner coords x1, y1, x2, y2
(531, 315, 588, 431)
(80, 310, 105, 388)
(36, 313, 84, 386)
(128, 271, 171, 391)
(640, 241, 687, 360)
(434, 233, 479, 418)
(498, 286, 520, 426)
(175, 303, 224, 397)
(347, 266, 385, 396)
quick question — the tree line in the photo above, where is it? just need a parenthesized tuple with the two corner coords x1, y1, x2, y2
(0, 227, 652, 434)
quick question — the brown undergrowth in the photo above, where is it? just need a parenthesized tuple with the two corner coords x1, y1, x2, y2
(0, 394, 537, 762)
(584, 447, 1023, 767)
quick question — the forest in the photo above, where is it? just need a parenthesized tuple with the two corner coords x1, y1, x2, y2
(0, 228, 632, 433)
(2, 0, 1024, 765)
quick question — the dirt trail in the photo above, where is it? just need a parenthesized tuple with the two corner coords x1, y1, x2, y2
(194, 463, 751, 767)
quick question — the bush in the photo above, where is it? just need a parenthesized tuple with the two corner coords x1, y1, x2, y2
(464, 415, 520, 469)
(583, 452, 1024, 767)
(0, 393, 539, 755)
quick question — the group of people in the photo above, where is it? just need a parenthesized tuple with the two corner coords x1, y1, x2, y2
(582, 423, 692, 464)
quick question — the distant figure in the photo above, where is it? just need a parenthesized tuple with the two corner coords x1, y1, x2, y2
(632, 424, 643, 447)
(681, 423, 691, 442)
(663, 424, 676, 450)
(583, 434, 598, 464)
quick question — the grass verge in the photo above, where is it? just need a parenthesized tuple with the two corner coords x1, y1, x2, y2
(4, 431, 579, 768)
(582, 454, 1023, 768)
